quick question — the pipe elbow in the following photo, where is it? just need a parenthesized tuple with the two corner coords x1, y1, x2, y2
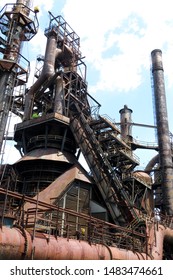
(56, 45, 73, 67)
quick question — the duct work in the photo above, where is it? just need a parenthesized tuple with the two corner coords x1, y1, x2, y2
(23, 32, 73, 120)
(0, 0, 173, 260)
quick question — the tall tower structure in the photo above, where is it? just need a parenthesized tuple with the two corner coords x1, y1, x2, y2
(0, 0, 38, 159)
(119, 105, 133, 139)
(13, 13, 88, 196)
(151, 49, 173, 215)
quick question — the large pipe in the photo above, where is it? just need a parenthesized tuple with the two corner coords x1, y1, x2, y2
(151, 49, 173, 215)
(23, 36, 73, 120)
(0, 224, 173, 260)
(54, 76, 64, 114)
(145, 154, 159, 172)
(23, 34, 61, 120)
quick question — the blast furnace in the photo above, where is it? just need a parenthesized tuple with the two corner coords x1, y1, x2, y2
(0, 0, 173, 260)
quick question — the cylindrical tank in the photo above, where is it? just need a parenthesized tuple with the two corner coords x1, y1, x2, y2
(151, 49, 173, 215)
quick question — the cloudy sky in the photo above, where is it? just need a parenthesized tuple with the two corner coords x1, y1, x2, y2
(1, 0, 173, 169)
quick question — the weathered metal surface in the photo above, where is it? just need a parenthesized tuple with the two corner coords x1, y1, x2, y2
(16, 113, 70, 131)
(15, 148, 76, 163)
(1, 0, 173, 261)
(0, 224, 173, 260)
(119, 105, 133, 139)
(151, 49, 173, 215)
(0, 1, 38, 152)
(24, 165, 92, 212)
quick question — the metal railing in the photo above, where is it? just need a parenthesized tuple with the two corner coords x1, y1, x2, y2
(0, 187, 146, 251)
(25, 206, 145, 250)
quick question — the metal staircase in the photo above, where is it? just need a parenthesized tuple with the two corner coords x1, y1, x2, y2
(70, 104, 140, 224)
(90, 115, 140, 173)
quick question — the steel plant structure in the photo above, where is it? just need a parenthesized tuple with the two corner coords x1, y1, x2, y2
(0, 0, 173, 260)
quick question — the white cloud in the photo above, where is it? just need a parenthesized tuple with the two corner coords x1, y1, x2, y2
(1, 0, 173, 94)
(29, 28, 46, 55)
(62, 0, 173, 93)
(90, 52, 142, 93)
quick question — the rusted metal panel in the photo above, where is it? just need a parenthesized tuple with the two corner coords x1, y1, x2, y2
(24, 165, 92, 211)
(15, 148, 76, 163)
(16, 113, 70, 131)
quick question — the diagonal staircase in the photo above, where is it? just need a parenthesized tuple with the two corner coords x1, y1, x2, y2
(70, 103, 140, 224)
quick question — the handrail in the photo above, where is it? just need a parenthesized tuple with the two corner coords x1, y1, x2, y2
(25, 206, 145, 250)
(132, 138, 158, 148)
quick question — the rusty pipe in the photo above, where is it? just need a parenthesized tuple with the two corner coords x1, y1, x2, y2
(23, 37, 74, 120)
(145, 154, 159, 172)
(0, 224, 172, 260)
(23, 34, 61, 120)
(54, 76, 64, 114)
(151, 49, 173, 215)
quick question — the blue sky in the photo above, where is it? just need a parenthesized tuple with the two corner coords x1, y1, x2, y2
(1, 0, 173, 169)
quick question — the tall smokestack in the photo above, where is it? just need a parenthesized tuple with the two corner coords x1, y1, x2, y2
(119, 105, 133, 139)
(151, 49, 173, 215)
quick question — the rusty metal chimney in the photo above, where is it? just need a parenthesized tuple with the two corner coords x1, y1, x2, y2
(151, 49, 173, 215)
(119, 105, 133, 139)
